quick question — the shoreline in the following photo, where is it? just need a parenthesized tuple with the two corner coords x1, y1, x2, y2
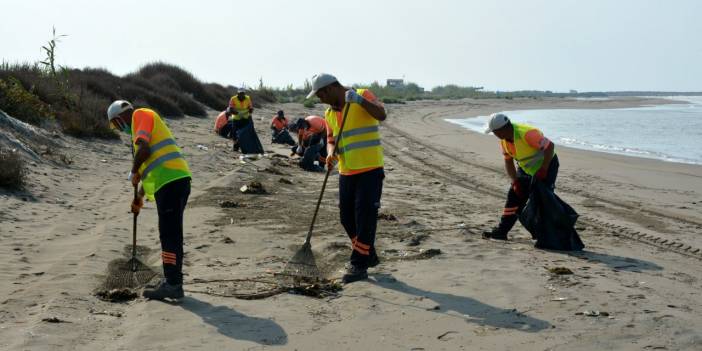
(440, 97, 701, 166)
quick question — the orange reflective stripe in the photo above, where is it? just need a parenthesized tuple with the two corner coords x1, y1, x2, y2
(353, 245, 370, 256)
(354, 241, 370, 250)
(161, 252, 177, 264)
(502, 206, 519, 215)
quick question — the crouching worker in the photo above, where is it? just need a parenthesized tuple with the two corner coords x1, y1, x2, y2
(214, 110, 234, 138)
(482, 113, 558, 240)
(107, 100, 192, 300)
(307, 73, 386, 284)
(270, 110, 295, 146)
(291, 115, 328, 172)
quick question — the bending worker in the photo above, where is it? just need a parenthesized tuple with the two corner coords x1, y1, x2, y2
(293, 115, 328, 172)
(270, 110, 295, 145)
(227, 88, 254, 151)
(482, 113, 558, 240)
(306, 73, 386, 284)
(107, 100, 192, 300)
(214, 110, 234, 138)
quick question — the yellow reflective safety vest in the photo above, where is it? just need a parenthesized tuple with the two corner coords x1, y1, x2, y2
(501, 122, 553, 176)
(131, 108, 191, 200)
(229, 95, 252, 120)
(324, 89, 384, 174)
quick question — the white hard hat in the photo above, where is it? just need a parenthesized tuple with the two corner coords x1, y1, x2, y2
(484, 113, 510, 134)
(306, 73, 338, 99)
(107, 100, 133, 121)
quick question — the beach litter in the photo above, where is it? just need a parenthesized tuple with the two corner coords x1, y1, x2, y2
(378, 212, 398, 221)
(576, 310, 610, 317)
(548, 267, 574, 275)
(219, 200, 240, 208)
(407, 233, 429, 246)
(95, 288, 139, 302)
(186, 275, 342, 300)
(94, 245, 158, 302)
(240, 181, 266, 194)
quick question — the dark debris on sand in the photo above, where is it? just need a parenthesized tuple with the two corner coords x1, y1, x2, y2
(240, 181, 267, 194)
(95, 288, 139, 302)
(219, 200, 241, 208)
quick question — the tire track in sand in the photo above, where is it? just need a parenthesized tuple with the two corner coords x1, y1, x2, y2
(381, 119, 702, 261)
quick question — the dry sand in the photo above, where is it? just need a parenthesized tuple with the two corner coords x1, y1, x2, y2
(1, 97, 701, 350)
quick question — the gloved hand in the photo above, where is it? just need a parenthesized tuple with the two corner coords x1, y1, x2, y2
(326, 154, 338, 169)
(345, 89, 364, 104)
(296, 145, 304, 155)
(535, 167, 548, 181)
(131, 195, 143, 215)
(512, 180, 524, 198)
(128, 171, 140, 187)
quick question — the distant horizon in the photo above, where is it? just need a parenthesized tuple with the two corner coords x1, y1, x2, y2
(2, 1, 700, 92)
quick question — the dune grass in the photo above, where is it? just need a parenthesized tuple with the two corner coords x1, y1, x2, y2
(0, 147, 25, 189)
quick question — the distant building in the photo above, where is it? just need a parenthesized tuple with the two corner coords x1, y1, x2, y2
(569, 90, 578, 94)
(386, 79, 404, 88)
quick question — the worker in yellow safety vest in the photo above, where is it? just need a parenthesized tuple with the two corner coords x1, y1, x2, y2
(306, 73, 386, 284)
(483, 113, 558, 240)
(226, 88, 255, 151)
(107, 100, 192, 300)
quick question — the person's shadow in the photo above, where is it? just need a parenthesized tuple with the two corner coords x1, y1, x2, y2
(177, 296, 287, 346)
(566, 250, 663, 272)
(369, 273, 551, 332)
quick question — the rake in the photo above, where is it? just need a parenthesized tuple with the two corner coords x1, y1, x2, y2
(126, 184, 142, 272)
(282, 103, 350, 280)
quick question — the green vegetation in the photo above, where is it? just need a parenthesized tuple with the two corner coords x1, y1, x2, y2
(0, 76, 53, 125)
(6, 28, 696, 142)
(0, 147, 25, 189)
(0, 29, 248, 139)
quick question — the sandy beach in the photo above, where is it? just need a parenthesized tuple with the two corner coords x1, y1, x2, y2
(2, 97, 702, 350)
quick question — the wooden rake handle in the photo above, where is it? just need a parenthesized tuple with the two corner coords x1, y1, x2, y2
(303, 103, 351, 245)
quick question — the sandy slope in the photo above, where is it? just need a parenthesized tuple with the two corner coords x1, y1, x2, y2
(1, 97, 701, 350)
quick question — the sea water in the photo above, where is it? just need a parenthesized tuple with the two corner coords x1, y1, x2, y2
(446, 97, 702, 165)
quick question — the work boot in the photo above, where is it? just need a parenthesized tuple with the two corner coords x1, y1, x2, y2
(342, 264, 368, 284)
(368, 254, 380, 268)
(482, 227, 508, 240)
(143, 279, 184, 300)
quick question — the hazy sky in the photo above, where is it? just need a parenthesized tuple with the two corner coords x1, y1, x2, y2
(2, 0, 701, 92)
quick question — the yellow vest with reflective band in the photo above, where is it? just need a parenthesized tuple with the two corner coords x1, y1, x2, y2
(131, 108, 192, 200)
(229, 95, 252, 120)
(501, 122, 552, 176)
(324, 89, 384, 173)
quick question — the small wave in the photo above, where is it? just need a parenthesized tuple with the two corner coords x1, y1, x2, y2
(558, 137, 700, 164)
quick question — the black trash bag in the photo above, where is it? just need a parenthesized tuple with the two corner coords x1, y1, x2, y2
(299, 143, 325, 172)
(519, 181, 585, 251)
(272, 129, 296, 146)
(236, 123, 264, 155)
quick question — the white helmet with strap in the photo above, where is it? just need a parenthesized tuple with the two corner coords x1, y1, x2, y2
(107, 100, 133, 121)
